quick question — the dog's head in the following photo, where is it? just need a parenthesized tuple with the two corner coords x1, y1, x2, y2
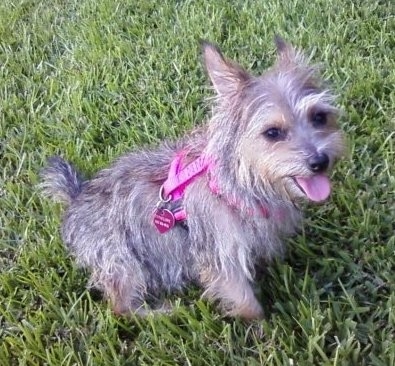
(201, 37, 345, 203)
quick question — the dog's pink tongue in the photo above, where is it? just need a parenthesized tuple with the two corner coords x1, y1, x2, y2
(295, 175, 331, 202)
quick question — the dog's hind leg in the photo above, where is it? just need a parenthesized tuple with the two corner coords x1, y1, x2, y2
(100, 274, 145, 315)
(96, 267, 173, 317)
(88, 262, 148, 316)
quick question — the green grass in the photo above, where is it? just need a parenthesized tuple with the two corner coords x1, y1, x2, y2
(0, 0, 394, 364)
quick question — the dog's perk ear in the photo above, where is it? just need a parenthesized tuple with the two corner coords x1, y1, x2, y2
(274, 35, 306, 66)
(201, 40, 250, 96)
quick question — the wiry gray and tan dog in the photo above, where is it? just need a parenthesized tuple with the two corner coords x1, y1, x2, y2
(41, 37, 344, 320)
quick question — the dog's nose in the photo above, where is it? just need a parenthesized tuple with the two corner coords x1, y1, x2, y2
(308, 153, 329, 173)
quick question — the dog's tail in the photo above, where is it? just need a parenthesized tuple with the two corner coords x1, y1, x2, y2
(40, 156, 84, 205)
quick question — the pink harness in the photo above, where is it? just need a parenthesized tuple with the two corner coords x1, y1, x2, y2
(152, 153, 269, 233)
(162, 154, 212, 219)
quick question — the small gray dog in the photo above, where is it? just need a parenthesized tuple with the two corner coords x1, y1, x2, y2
(41, 37, 344, 320)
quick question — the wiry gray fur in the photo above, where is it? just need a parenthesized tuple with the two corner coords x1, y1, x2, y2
(40, 38, 344, 320)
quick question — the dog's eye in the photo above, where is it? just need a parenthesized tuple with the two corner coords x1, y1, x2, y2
(311, 112, 327, 127)
(263, 127, 286, 141)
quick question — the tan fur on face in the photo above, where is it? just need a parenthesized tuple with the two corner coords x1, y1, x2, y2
(235, 81, 345, 199)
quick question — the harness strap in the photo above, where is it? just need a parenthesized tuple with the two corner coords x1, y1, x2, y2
(158, 153, 270, 227)
(162, 154, 213, 201)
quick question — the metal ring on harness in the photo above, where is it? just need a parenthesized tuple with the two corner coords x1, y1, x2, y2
(158, 185, 172, 203)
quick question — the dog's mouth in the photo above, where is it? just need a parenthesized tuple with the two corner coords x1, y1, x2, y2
(292, 175, 331, 202)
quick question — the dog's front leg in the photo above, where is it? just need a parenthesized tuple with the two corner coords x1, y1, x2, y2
(200, 268, 264, 320)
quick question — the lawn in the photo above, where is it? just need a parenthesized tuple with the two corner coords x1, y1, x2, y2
(0, 0, 394, 365)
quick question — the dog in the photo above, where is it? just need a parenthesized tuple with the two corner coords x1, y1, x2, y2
(40, 37, 344, 320)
